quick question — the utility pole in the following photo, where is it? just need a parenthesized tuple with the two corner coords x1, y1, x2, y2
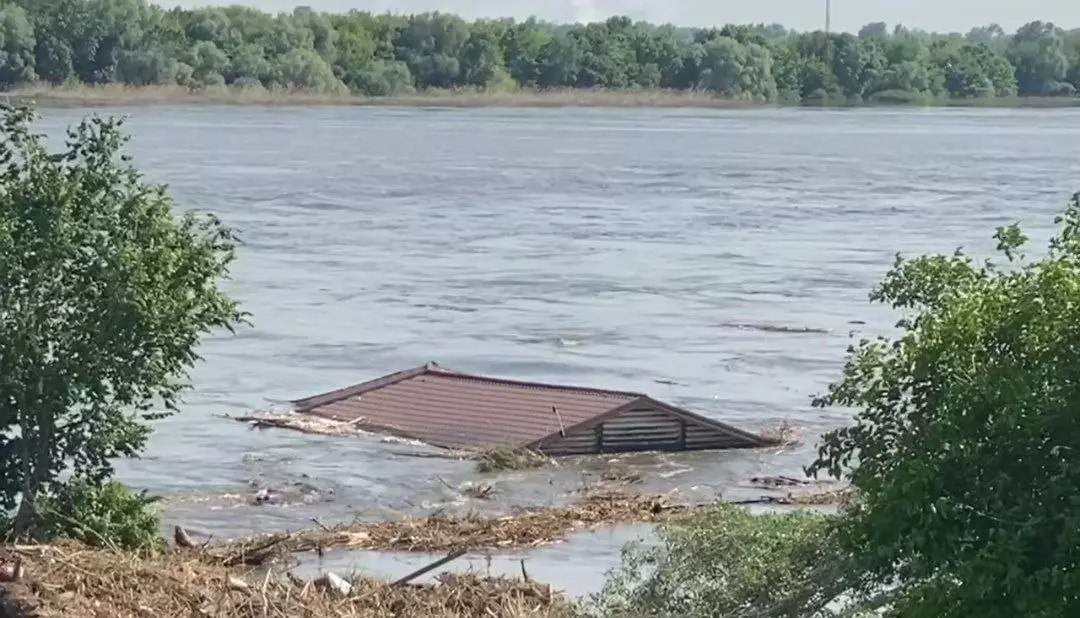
(825, 0, 831, 34)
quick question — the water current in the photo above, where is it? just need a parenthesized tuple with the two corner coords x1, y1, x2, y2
(34, 104, 1080, 596)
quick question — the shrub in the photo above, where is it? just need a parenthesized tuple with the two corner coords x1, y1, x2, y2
(0, 103, 245, 540)
(586, 505, 865, 617)
(808, 193, 1080, 616)
(33, 480, 164, 554)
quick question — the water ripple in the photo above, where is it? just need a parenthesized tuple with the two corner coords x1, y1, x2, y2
(31, 106, 1080, 581)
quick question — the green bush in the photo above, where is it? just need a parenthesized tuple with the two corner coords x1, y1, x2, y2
(868, 89, 930, 104)
(0, 103, 244, 540)
(585, 505, 865, 618)
(33, 480, 164, 554)
(809, 193, 1080, 616)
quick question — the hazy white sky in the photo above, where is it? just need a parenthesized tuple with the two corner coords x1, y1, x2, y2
(167, 0, 1080, 33)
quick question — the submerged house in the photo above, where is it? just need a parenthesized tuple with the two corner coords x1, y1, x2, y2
(288, 362, 777, 455)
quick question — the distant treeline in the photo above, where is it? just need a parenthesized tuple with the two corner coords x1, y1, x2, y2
(3, 1, 1080, 102)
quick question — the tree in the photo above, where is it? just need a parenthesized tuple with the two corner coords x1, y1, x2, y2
(858, 22, 889, 39)
(0, 104, 246, 539)
(1009, 21, 1070, 95)
(808, 193, 1080, 616)
(0, 5, 36, 86)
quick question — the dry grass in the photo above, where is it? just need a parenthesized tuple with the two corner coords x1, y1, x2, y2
(10, 83, 1080, 110)
(785, 486, 855, 506)
(469, 447, 554, 473)
(203, 491, 683, 566)
(6, 83, 754, 109)
(1, 542, 574, 618)
(195, 487, 853, 566)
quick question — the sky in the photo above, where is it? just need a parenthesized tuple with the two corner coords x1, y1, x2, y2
(167, 0, 1080, 33)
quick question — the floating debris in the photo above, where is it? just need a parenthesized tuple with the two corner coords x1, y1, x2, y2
(759, 420, 804, 448)
(720, 322, 832, 335)
(468, 446, 555, 473)
(223, 411, 373, 438)
(201, 491, 690, 565)
(201, 487, 851, 567)
(748, 475, 814, 488)
(3, 543, 571, 618)
(436, 476, 497, 500)
(599, 466, 643, 485)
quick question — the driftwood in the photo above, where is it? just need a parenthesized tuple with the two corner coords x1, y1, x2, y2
(390, 549, 467, 587)
(220, 412, 374, 438)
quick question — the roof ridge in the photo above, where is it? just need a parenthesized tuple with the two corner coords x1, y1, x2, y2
(428, 368, 644, 399)
(291, 362, 644, 411)
(291, 363, 433, 411)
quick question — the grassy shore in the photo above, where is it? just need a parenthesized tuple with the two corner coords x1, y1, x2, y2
(8, 83, 1080, 110)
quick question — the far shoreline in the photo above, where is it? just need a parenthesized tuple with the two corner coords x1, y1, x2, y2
(8, 84, 1080, 111)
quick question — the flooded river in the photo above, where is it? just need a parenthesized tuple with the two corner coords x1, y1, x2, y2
(34, 104, 1080, 596)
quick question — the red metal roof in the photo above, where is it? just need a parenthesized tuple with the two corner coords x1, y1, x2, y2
(291, 362, 648, 449)
(291, 362, 771, 451)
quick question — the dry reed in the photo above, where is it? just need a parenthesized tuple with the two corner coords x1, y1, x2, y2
(12, 84, 1080, 110)
(469, 447, 554, 473)
(203, 491, 681, 566)
(9, 83, 750, 109)
(0, 542, 574, 618)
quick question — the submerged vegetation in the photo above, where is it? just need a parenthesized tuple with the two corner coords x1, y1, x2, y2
(471, 446, 554, 473)
(1, 1, 1080, 105)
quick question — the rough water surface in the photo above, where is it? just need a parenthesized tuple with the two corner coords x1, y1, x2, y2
(34, 104, 1080, 596)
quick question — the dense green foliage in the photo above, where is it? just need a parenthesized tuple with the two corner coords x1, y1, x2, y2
(0, 1, 1079, 101)
(34, 480, 164, 552)
(586, 505, 868, 618)
(596, 194, 1080, 617)
(0, 103, 245, 540)
(806, 194, 1080, 616)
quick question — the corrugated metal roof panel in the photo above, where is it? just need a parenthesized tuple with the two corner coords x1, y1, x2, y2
(290, 362, 776, 452)
(292, 363, 641, 449)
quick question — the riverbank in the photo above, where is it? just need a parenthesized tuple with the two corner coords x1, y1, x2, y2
(0, 542, 576, 618)
(0, 486, 847, 618)
(9, 84, 1080, 110)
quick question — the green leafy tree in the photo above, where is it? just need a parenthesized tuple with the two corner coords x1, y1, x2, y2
(349, 59, 413, 96)
(394, 12, 469, 88)
(0, 104, 246, 539)
(502, 19, 551, 86)
(182, 40, 228, 86)
(272, 47, 346, 92)
(808, 193, 1080, 616)
(858, 22, 889, 39)
(535, 34, 581, 87)
(5, 3, 1080, 102)
(458, 20, 506, 87)
(0, 5, 36, 86)
(1009, 21, 1070, 95)
(832, 34, 883, 98)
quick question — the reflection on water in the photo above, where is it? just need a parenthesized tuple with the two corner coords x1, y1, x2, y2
(33, 105, 1080, 583)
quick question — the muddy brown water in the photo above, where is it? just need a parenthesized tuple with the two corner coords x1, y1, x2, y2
(32, 105, 1080, 597)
